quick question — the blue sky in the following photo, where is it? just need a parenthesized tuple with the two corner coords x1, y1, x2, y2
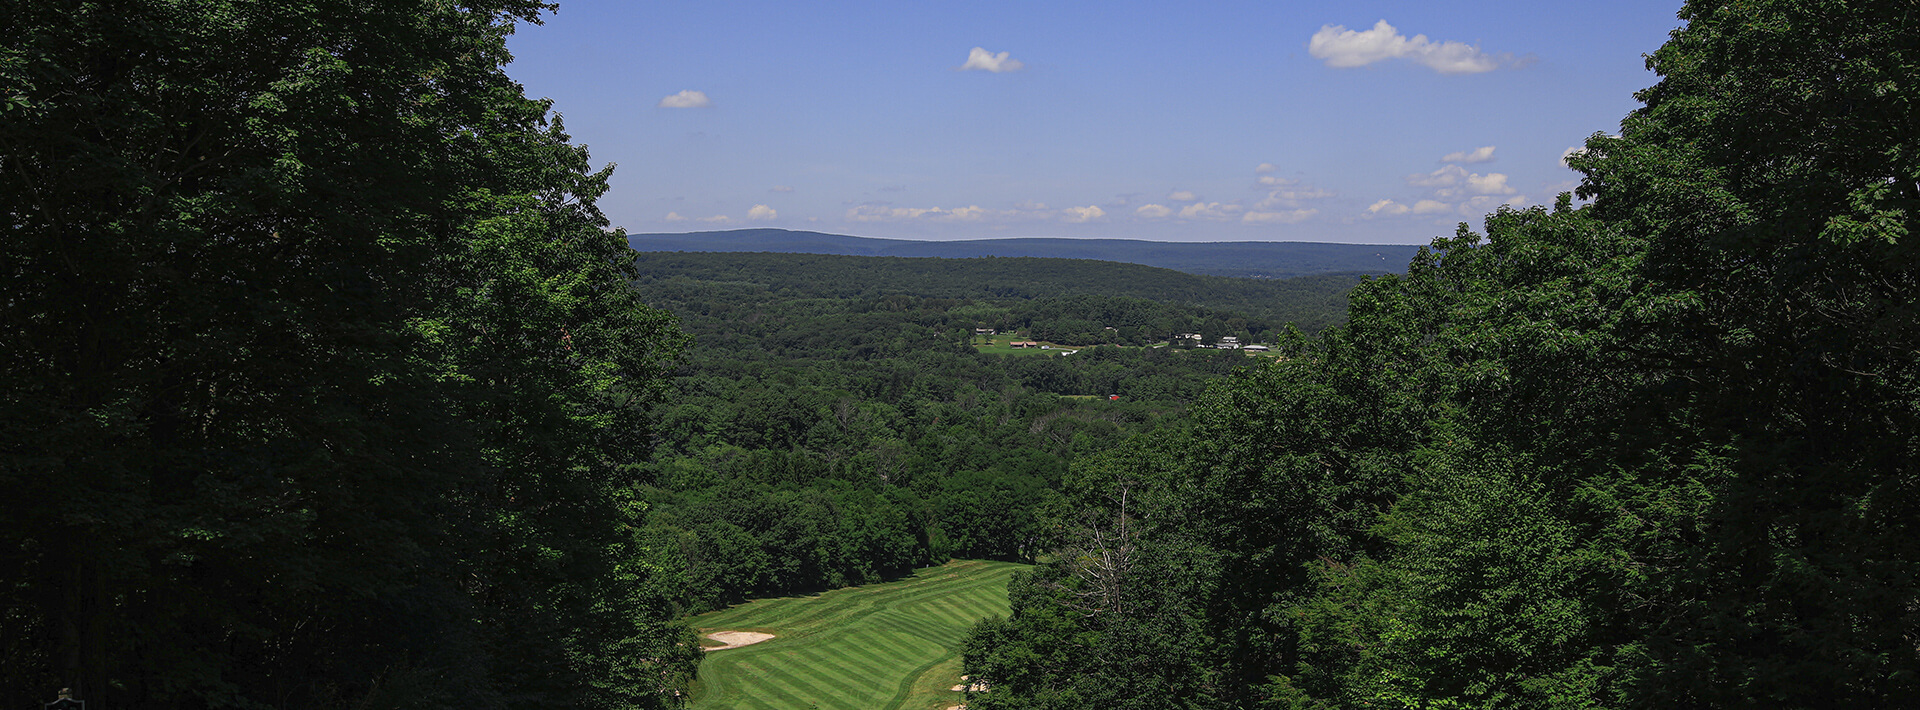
(504, 1, 1685, 244)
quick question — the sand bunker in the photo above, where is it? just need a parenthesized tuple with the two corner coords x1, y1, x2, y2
(703, 631, 775, 651)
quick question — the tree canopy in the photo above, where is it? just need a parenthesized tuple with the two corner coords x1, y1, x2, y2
(2, 1, 691, 707)
(11, 1, 1916, 708)
(963, 1, 1920, 707)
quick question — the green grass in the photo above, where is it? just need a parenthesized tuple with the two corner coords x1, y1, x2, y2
(972, 334, 1274, 358)
(971, 335, 1074, 356)
(689, 559, 1027, 710)
(973, 343, 1064, 356)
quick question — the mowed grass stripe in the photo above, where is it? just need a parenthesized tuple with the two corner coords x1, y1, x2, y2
(903, 594, 1000, 635)
(726, 661, 814, 710)
(707, 571, 963, 631)
(949, 588, 1004, 615)
(824, 633, 918, 672)
(872, 613, 952, 643)
(948, 599, 1001, 628)
(714, 568, 1013, 644)
(712, 653, 873, 709)
(939, 603, 992, 629)
(791, 644, 901, 691)
(732, 694, 784, 710)
(877, 590, 996, 631)
(922, 599, 975, 628)
(691, 560, 1027, 710)
(756, 658, 890, 708)
(826, 632, 946, 689)
(725, 567, 1008, 637)
(710, 628, 927, 705)
(898, 587, 1011, 627)
(709, 595, 869, 630)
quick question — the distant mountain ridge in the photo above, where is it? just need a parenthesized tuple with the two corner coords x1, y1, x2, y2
(627, 228, 1421, 279)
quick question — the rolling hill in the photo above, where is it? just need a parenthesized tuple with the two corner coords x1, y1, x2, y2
(627, 228, 1421, 279)
(630, 251, 1373, 331)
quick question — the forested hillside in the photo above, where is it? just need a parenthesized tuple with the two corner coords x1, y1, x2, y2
(632, 251, 1364, 333)
(627, 229, 1420, 279)
(961, 2, 1920, 708)
(623, 255, 1338, 614)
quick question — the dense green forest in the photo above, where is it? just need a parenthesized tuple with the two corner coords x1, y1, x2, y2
(632, 251, 1366, 334)
(960, 1, 1920, 708)
(2, 1, 698, 708)
(623, 255, 1331, 614)
(5, 1, 1916, 709)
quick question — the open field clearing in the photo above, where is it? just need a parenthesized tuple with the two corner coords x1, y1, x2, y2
(973, 335, 1283, 358)
(689, 559, 1027, 710)
(972, 335, 1081, 356)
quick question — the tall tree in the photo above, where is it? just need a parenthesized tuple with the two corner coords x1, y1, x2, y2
(0, 1, 691, 707)
(1572, 0, 1920, 702)
(966, 2, 1919, 708)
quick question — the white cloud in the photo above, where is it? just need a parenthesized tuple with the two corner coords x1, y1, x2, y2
(1243, 209, 1317, 225)
(1465, 172, 1514, 195)
(947, 206, 988, 221)
(1460, 195, 1528, 214)
(845, 205, 912, 222)
(845, 204, 991, 222)
(664, 211, 688, 221)
(1257, 186, 1334, 209)
(1062, 205, 1106, 223)
(1407, 164, 1465, 188)
(1136, 204, 1172, 218)
(1372, 162, 1524, 221)
(1442, 145, 1497, 164)
(1179, 202, 1244, 221)
(747, 204, 777, 221)
(770, 185, 795, 193)
(1257, 175, 1298, 187)
(960, 47, 1025, 73)
(1255, 163, 1279, 174)
(1375, 164, 1530, 219)
(1406, 164, 1515, 196)
(658, 90, 712, 108)
(1367, 199, 1410, 215)
(835, 201, 1112, 225)
(1168, 190, 1198, 202)
(1308, 20, 1507, 74)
